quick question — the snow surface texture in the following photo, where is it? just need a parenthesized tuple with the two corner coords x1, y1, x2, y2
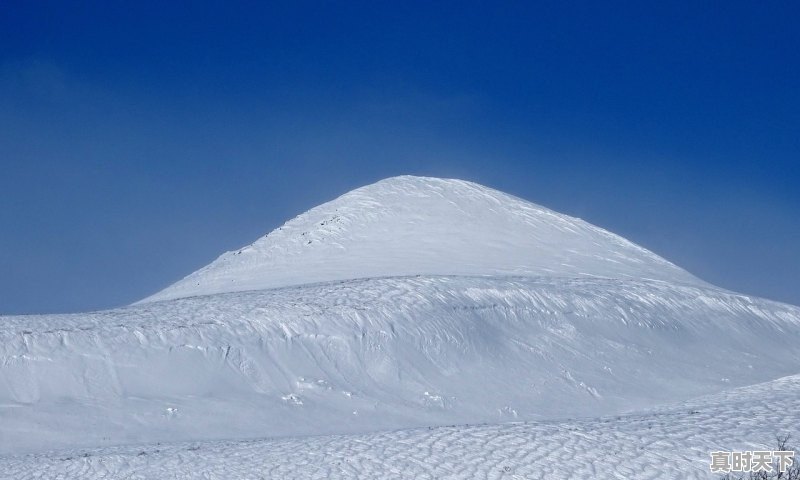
(3, 275, 800, 455)
(2, 176, 799, 478)
(141, 176, 705, 303)
(4, 374, 800, 479)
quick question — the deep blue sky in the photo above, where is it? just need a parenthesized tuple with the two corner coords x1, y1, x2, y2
(1, 1, 798, 314)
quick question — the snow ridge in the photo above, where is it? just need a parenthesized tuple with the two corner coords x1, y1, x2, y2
(2, 275, 799, 454)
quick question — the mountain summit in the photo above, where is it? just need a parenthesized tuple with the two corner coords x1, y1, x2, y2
(142, 176, 701, 303)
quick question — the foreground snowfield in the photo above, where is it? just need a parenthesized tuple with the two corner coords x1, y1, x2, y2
(2, 176, 799, 478)
(4, 374, 799, 479)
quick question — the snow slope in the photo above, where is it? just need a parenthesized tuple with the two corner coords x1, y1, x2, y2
(1, 175, 799, 476)
(141, 176, 704, 303)
(2, 275, 799, 454)
(4, 374, 799, 479)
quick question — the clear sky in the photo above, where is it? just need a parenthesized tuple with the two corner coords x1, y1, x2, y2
(1, 1, 798, 314)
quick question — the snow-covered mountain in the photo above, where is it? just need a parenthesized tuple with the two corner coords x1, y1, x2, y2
(1, 176, 799, 464)
(141, 176, 704, 303)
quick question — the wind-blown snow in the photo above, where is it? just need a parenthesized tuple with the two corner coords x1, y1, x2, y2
(141, 176, 704, 303)
(4, 374, 799, 479)
(2, 275, 799, 454)
(2, 175, 799, 479)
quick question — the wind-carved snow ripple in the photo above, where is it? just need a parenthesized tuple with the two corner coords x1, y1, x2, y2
(3, 374, 799, 479)
(1, 276, 799, 454)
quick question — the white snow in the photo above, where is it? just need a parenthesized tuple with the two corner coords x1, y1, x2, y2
(1, 175, 798, 478)
(140, 176, 705, 303)
(4, 374, 799, 479)
(2, 276, 799, 456)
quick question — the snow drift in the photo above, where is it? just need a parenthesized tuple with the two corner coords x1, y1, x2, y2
(1, 176, 799, 455)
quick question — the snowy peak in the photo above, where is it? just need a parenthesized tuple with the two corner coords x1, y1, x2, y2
(141, 176, 702, 303)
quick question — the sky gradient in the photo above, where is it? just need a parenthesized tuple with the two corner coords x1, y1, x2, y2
(1, 1, 798, 314)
